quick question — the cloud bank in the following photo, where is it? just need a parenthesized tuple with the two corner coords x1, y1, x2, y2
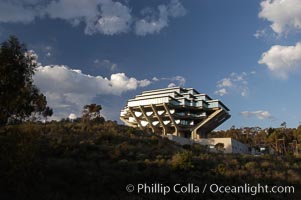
(45, 0, 132, 35)
(33, 65, 151, 119)
(33, 64, 186, 120)
(0, 0, 186, 36)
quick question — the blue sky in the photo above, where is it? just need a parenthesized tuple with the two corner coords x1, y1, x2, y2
(1, 0, 301, 129)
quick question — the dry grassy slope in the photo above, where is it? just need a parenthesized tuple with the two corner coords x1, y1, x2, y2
(0, 121, 300, 200)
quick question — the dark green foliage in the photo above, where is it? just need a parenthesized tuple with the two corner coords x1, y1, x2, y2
(82, 103, 103, 123)
(0, 36, 50, 124)
(0, 122, 301, 200)
(42, 106, 53, 121)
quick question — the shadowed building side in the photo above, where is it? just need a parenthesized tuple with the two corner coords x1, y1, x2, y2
(120, 87, 230, 139)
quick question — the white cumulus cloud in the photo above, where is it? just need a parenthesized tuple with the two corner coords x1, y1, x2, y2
(33, 64, 185, 120)
(33, 65, 151, 119)
(259, 0, 301, 35)
(258, 42, 301, 79)
(240, 110, 273, 120)
(88, 0, 132, 35)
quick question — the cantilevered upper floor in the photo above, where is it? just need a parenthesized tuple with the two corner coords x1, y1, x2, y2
(120, 87, 230, 139)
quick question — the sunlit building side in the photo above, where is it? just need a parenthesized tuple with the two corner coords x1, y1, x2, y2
(120, 87, 230, 139)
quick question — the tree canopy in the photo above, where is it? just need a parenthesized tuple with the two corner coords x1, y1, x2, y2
(0, 35, 52, 124)
(82, 103, 103, 122)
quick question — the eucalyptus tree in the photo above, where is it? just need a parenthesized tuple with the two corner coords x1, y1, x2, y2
(0, 36, 51, 124)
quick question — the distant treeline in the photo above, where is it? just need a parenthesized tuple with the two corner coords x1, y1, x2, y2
(210, 125, 301, 155)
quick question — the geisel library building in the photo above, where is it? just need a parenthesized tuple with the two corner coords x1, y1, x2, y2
(120, 87, 248, 154)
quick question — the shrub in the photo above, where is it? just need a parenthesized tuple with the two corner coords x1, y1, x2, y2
(244, 161, 258, 170)
(215, 163, 226, 175)
(170, 151, 194, 170)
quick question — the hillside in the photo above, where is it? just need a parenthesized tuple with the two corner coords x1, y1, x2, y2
(0, 121, 301, 200)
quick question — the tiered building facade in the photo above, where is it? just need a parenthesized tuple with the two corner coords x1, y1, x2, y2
(120, 87, 230, 139)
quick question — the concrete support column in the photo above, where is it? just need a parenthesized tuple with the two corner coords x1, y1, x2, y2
(163, 103, 179, 136)
(139, 105, 158, 134)
(192, 109, 223, 139)
(151, 104, 167, 135)
(128, 107, 146, 132)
